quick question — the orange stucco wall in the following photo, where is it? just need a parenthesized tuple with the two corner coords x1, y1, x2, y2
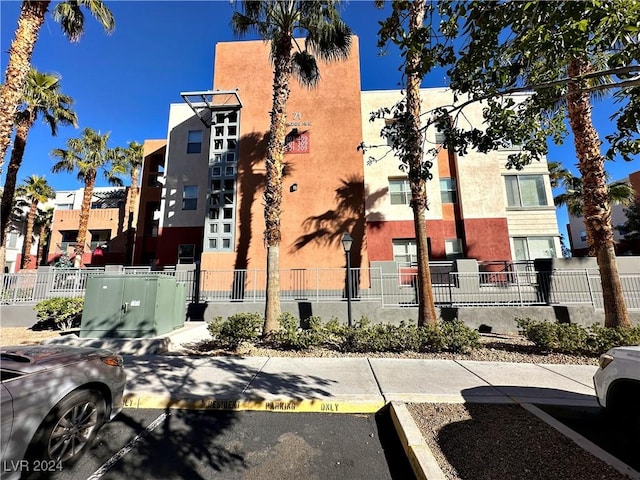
(48, 207, 127, 265)
(200, 37, 367, 272)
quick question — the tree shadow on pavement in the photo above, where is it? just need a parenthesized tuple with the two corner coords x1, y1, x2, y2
(68, 355, 337, 479)
(417, 386, 630, 480)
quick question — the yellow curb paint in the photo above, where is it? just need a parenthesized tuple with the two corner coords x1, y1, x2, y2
(123, 395, 385, 414)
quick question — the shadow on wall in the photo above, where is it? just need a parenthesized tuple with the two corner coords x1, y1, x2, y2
(233, 131, 296, 270)
(291, 176, 387, 270)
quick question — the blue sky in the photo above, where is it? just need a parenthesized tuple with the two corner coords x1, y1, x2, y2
(1, 0, 637, 239)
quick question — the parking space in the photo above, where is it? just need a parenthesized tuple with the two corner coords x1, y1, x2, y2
(52, 408, 414, 480)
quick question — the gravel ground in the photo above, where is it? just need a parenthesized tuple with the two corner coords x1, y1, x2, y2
(407, 403, 628, 480)
(0, 327, 61, 346)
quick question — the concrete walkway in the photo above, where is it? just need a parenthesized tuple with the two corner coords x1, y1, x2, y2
(42, 321, 599, 411)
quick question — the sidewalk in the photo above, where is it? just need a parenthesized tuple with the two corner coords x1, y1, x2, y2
(43, 321, 600, 411)
(121, 354, 599, 412)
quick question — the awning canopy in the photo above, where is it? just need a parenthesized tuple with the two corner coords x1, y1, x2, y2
(181, 90, 243, 127)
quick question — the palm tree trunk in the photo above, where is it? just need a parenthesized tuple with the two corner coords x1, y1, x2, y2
(75, 171, 97, 268)
(406, 0, 437, 326)
(21, 200, 37, 269)
(125, 168, 140, 265)
(567, 58, 630, 328)
(1, 115, 34, 271)
(0, 0, 49, 173)
(262, 36, 292, 336)
(36, 224, 46, 266)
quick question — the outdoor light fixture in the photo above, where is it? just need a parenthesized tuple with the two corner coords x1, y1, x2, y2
(342, 232, 354, 327)
(341, 232, 353, 253)
(290, 183, 298, 193)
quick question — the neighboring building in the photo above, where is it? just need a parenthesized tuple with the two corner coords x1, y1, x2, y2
(4, 215, 31, 273)
(133, 140, 166, 266)
(567, 170, 640, 256)
(135, 38, 561, 272)
(48, 187, 132, 266)
(362, 89, 560, 265)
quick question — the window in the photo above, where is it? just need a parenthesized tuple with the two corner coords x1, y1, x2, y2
(187, 130, 202, 154)
(182, 185, 198, 210)
(505, 175, 547, 207)
(393, 239, 417, 265)
(177, 244, 195, 264)
(389, 178, 411, 205)
(440, 178, 457, 203)
(445, 239, 464, 259)
(56, 203, 73, 210)
(7, 231, 18, 248)
(513, 237, 556, 261)
(580, 231, 587, 242)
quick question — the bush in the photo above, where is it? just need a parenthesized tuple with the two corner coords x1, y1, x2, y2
(33, 297, 84, 330)
(206, 312, 482, 354)
(206, 312, 263, 348)
(438, 319, 481, 353)
(269, 313, 326, 350)
(516, 318, 640, 356)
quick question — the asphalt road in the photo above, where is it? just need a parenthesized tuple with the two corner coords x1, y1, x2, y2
(47, 408, 415, 480)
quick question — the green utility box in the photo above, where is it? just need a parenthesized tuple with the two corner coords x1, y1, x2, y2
(80, 275, 187, 338)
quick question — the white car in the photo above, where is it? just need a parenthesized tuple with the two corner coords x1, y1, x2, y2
(593, 345, 640, 416)
(1, 345, 126, 480)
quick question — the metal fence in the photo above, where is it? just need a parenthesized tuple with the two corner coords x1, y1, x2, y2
(1, 266, 639, 310)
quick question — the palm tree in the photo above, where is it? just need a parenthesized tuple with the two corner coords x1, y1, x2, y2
(232, 0, 352, 336)
(403, 0, 437, 326)
(114, 141, 143, 265)
(34, 205, 54, 267)
(554, 173, 635, 218)
(15, 175, 55, 270)
(51, 128, 124, 267)
(0, 68, 77, 271)
(0, 0, 114, 173)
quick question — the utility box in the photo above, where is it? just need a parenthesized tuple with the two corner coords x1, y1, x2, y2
(80, 275, 186, 338)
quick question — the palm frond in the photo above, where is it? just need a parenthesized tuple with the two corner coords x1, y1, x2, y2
(292, 50, 320, 87)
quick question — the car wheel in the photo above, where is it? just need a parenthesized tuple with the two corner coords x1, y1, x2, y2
(25, 389, 106, 467)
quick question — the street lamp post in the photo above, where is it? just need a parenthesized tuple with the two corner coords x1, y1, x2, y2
(341, 232, 353, 328)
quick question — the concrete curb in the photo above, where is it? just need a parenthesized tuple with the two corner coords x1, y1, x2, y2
(122, 394, 385, 414)
(389, 402, 446, 480)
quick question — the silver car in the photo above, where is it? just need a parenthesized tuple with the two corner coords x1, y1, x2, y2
(1, 345, 126, 479)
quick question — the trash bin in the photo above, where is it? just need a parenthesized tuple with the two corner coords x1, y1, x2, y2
(80, 275, 186, 338)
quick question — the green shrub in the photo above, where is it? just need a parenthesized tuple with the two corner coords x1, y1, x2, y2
(516, 318, 640, 356)
(438, 319, 481, 353)
(270, 313, 325, 350)
(33, 297, 84, 330)
(206, 312, 263, 348)
(206, 312, 481, 355)
(516, 318, 558, 351)
(587, 324, 640, 354)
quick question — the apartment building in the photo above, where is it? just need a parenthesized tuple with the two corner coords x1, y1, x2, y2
(48, 186, 131, 266)
(567, 170, 640, 256)
(362, 89, 561, 266)
(136, 38, 561, 271)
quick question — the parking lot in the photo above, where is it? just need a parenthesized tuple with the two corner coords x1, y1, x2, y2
(47, 408, 414, 480)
